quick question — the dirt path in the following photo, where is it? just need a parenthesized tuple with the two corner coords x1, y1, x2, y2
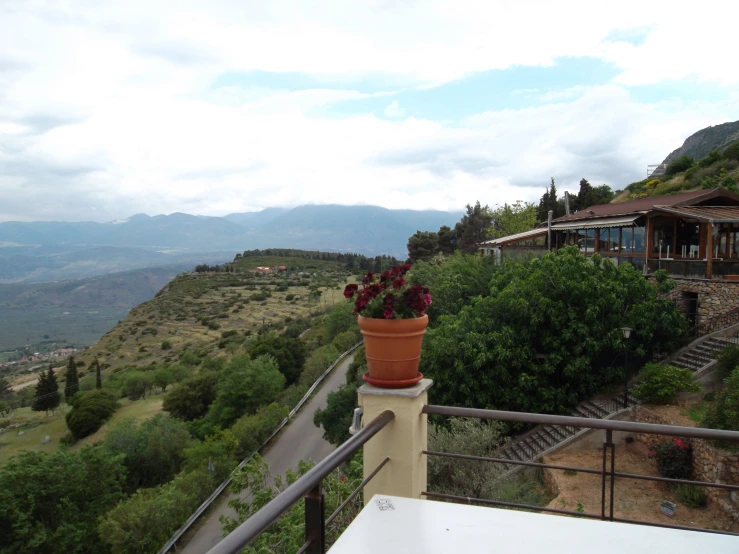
(545, 441, 737, 532)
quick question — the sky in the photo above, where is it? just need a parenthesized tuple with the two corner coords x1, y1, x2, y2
(1, 0, 738, 223)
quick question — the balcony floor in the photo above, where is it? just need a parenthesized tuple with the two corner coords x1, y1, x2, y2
(329, 495, 737, 553)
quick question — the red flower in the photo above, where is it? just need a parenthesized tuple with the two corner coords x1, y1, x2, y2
(383, 294, 395, 319)
(361, 272, 376, 285)
(344, 283, 359, 298)
(393, 277, 406, 290)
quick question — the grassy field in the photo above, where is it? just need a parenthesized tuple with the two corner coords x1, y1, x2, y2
(0, 395, 165, 465)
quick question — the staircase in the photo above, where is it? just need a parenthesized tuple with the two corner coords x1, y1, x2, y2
(496, 393, 639, 475)
(494, 333, 738, 478)
(671, 336, 732, 373)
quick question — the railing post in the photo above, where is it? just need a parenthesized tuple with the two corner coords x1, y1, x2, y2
(601, 429, 615, 521)
(358, 379, 432, 504)
(304, 482, 325, 554)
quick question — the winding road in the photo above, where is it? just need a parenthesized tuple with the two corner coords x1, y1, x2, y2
(180, 353, 355, 554)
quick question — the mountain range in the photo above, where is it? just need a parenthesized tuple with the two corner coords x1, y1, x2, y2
(0, 205, 461, 283)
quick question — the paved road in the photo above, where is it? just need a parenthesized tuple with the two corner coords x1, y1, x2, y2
(180, 353, 354, 554)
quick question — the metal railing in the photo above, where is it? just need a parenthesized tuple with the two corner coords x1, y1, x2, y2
(157, 342, 362, 554)
(205, 410, 394, 554)
(688, 306, 739, 340)
(422, 405, 739, 536)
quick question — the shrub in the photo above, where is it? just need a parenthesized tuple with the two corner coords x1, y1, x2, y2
(699, 150, 722, 168)
(701, 369, 739, 438)
(161, 340, 172, 350)
(207, 320, 221, 330)
(649, 437, 692, 479)
(632, 363, 701, 404)
(723, 142, 739, 162)
(231, 403, 289, 459)
(665, 155, 695, 176)
(162, 371, 219, 421)
(683, 166, 698, 181)
(65, 390, 119, 439)
(671, 483, 707, 508)
(715, 345, 739, 380)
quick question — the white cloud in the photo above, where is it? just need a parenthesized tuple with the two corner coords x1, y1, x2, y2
(0, 0, 737, 222)
(384, 100, 404, 118)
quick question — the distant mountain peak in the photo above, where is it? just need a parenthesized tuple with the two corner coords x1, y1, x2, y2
(662, 119, 739, 165)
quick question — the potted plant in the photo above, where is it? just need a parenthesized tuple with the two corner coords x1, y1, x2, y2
(344, 265, 431, 388)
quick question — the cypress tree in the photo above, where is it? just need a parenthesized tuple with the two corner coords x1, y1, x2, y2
(46, 366, 60, 415)
(64, 356, 79, 401)
(32, 369, 49, 414)
(95, 358, 102, 389)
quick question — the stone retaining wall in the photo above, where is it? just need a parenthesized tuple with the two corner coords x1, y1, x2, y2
(666, 279, 739, 324)
(632, 405, 739, 520)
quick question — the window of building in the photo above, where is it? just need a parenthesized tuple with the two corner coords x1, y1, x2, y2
(652, 222, 674, 256)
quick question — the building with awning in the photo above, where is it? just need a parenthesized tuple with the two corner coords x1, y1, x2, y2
(480, 188, 739, 326)
(548, 188, 739, 281)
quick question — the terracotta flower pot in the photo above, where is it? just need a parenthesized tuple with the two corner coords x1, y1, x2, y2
(358, 314, 428, 388)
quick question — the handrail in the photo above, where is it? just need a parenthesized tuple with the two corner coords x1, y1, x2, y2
(422, 404, 739, 442)
(688, 305, 739, 339)
(205, 410, 395, 554)
(157, 341, 362, 554)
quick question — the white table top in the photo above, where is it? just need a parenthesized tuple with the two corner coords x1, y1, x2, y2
(329, 495, 738, 554)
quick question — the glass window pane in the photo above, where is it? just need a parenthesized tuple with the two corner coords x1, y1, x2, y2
(633, 226, 645, 253)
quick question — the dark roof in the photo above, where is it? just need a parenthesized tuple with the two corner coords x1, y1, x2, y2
(553, 188, 739, 222)
(654, 205, 739, 222)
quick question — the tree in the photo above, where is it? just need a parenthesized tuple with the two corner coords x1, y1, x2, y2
(454, 201, 494, 253)
(95, 358, 102, 389)
(152, 365, 175, 392)
(0, 377, 11, 400)
(0, 447, 126, 554)
(665, 155, 695, 176)
(537, 178, 566, 222)
(313, 383, 358, 446)
(163, 371, 219, 421)
(206, 355, 285, 430)
(65, 389, 119, 440)
(104, 414, 192, 491)
(249, 336, 307, 386)
(64, 356, 79, 401)
(420, 248, 688, 415)
(32, 365, 60, 416)
(407, 231, 440, 262)
(437, 225, 457, 255)
(98, 467, 220, 554)
(571, 178, 615, 211)
(487, 201, 538, 240)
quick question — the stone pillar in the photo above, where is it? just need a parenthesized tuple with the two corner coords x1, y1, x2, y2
(358, 379, 432, 504)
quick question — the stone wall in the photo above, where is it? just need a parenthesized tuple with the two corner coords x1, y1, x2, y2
(666, 278, 739, 324)
(632, 405, 739, 520)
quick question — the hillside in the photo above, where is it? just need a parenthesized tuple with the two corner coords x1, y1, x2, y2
(62, 252, 372, 376)
(614, 124, 739, 202)
(662, 119, 739, 165)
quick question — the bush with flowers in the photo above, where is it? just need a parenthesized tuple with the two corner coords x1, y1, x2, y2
(648, 437, 692, 479)
(344, 265, 431, 319)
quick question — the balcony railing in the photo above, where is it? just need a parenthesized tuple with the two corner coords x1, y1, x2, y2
(422, 405, 739, 536)
(205, 410, 394, 554)
(206, 403, 739, 554)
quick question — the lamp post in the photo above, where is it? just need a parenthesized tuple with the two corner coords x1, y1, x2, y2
(621, 327, 632, 408)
